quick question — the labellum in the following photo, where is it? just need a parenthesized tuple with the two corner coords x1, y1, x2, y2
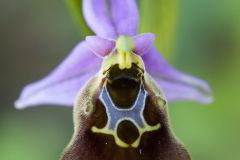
(61, 36, 191, 160)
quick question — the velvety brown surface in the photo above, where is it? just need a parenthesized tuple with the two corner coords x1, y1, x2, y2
(62, 99, 191, 160)
(61, 66, 191, 160)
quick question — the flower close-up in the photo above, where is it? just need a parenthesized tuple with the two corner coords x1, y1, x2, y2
(12, 0, 215, 160)
(2, 0, 240, 159)
(15, 0, 212, 110)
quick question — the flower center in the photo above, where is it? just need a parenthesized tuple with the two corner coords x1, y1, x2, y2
(116, 35, 135, 53)
(115, 36, 135, 70)
(101, 35, 145, 73)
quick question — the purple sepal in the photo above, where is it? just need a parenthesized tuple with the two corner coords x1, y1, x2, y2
(142, 46, 213, 104)
(83, 0, 139, 38)
(15, 41, 101, 109)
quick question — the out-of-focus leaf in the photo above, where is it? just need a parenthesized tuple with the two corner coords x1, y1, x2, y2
(65, 0, 93, 36)
(138, 0, 179, 60)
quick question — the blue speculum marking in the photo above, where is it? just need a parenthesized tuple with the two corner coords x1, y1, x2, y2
(91, 82, 161, 148)
(101, 84, 146, 129)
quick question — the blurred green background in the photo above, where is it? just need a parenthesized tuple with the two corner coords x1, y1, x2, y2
(0, 0, 239, 159)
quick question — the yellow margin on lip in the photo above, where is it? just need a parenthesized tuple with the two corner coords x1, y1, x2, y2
(91, 116, 160, 148)
(91, 83, 160, 148)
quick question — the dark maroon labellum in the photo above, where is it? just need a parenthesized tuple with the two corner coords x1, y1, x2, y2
(61, 64, 191, 160)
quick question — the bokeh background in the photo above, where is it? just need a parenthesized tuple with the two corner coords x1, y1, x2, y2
(0, 0, 239, 159)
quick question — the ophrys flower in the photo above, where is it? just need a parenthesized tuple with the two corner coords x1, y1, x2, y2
(15, 0, 212, 160)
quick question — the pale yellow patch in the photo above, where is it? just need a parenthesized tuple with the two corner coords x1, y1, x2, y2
(101, 35, 145, 72)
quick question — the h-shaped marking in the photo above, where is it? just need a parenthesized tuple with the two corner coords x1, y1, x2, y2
(91, 83, 160, 148)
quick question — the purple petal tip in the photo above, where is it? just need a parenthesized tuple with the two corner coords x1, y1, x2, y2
(86, 36, 115, 58)
(133, 33, 155, 55)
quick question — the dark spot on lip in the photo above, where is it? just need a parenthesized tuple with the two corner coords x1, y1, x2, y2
(111, 75, 138, 83)
(117, 120, 139, 145)
(105, 64, 143, 108)
(109, 76, 139, 89)
(106, 64, 143, 83)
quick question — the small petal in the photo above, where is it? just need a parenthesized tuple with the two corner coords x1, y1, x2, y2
(111, 0, 139, 36)
(15, 41, 101, 109)
(142, 47, 213, 104)
(133, 33, 155, 55)
(83, 0, 117, 38)
(86, 36, 115, 58)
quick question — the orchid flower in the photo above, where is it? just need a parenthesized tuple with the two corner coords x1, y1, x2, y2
(15, 0, 214, 159)
(15, 0, 212, 109)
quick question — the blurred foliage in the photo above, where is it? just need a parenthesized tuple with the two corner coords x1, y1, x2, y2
(64, 0, 93, 36)
(0, 0, 240, 160)
(139, 0, 179, 59)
